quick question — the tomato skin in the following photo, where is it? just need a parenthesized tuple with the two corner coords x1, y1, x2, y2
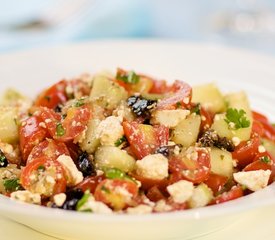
(21, 157, 66, 196)
(123, 121, 169, 159)
(252, 111, 275, 142)
(252, 120, 265, 137)
(131, 173, 168, 191)
(27, 139, 70, 163)
(149, 80, 170, 94)
(200, 107, 214, 131)
(157, 80, 192, 110)
(204, 173, 228, 195)
(232, 134, 260, 168)
(75, 175, 105, 194)
(19, 116, 48, 163)
(94, 179, 139, 210)
(35, 80, 67, 109)
(169, 148, 211, 184)
(211, 186, 243, 205)
(146, 186, 166, 202)
(40, 105, 91, 142)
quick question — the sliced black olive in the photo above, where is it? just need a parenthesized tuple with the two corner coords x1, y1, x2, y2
(127, 96, 157, 119)
(155, 145, 181, 157)
(199, 129, 235, 152)
(76, 152, 96, 177)
(0, 150, 8, 168)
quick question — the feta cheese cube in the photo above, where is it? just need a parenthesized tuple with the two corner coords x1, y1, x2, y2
(233, 170, 271, 191)
(167, 180, 194, 203)
(57, 155, 83, 186)
(151, 110, 190, 128)
(96, 116, 124, 146)
(78, 196, 112, 214)
(11, 190, 41, 204)
(126, 204, 153, 214)
(135, 154, 169, 180)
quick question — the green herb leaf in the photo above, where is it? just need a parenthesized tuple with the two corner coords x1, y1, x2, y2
(0, 150, 8, 168)
(56, 123, 65, 137)
(116, 71, 140, 84)
(101, 185, 111, 194)
(191, 103, 201, 115)
(44, 96, 51, 102)
(4, 178, 22, 192)
(76, 190, 91, 211)
(225, 108, 250, 130)
(104, 168, 137, 184)
(260, 156, 271, 164)
(73, 98, 85, 108)
(176, 102, 182, 109)
(114, 136, 126, 147)
(37, 165, 45, 171)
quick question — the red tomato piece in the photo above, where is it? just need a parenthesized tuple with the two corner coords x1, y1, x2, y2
(94, 179, 139, 210)
(68, 79, 91, 97)
(169, 148, 211, 184)
(34, 80, 67, 109)
(123, 121, 169, 159)
(157, 80, 192, 110)
(204, 173, 228, 195)
(27, 139, 70, 163)
(200, 107, 214, 131)
(131, 173, 168, 191)
(211, 186, 244, 205)
(40, 105, 91, 142)
(149, 79, 170, 94)
(21, 157, 66, 197)
(146, 186, 166, 202)
(252, 120, 265, 137)
(232, 134, 260, 168)
(75, 175, 105, 194)
(19, 116, 48, 163)
(252, 111, 269, 124)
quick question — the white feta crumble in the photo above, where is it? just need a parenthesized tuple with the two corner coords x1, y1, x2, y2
(135, 154, 169, 180)
(96, 116, 124, 146)
(151, 109, 190, 128)
(167, 180, 194, 203)
(57, 155, 83, 186)
(11, 190, 41, 204)
(232, 137, 241, 146)
(258, 145, 266, 153)
(233, 170, 271, 191)
(53, 193, 66, 207)
(78, 196, 112, 214)
(126, 204, 153, 214)
(154, 200, 172, 212)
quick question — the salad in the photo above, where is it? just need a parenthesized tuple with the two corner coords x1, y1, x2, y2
(0, 68, 274, 214)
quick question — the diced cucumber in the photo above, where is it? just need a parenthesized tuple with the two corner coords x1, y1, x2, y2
(188, 183, 213, 208)
(192, 83, 226, 113)
(211, 113, 251, 141)
(210, 147, 233, 178)
(0, 107, 19, 144)
(95, 146, 135, 173)
(90, 75, 127, 110)
(262, 138, 275, 159)
(172, 114, 201, 147)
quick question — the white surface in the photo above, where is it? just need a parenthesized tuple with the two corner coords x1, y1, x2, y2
(0, 40, 275, 240)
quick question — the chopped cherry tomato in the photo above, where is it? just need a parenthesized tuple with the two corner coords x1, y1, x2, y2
(157, 80, 192, 110)
(94, 179, 139, 210)
(211, 186, 243, 205)
(167, 198, 188, 211)
(131, 173, 168, 191)
(35, 80, 67, 109)
(27, 139, 70, 163)
(232, 134, 260, 168)
(149, 79, 170, 94)
(68, 79, 91, 98)
(252, 111, 275, 142)
(252, 120, 265, 137)
(204, 173, 228, 195)
(40, 105, 91, 142)
(123, 121, 169, 159)
(21, 157, 66, 197)
(146, 186, 166, 202)
(75, 175, 105, 194)
(19, 116, 48, 163)
(200, 107, 214, 131)
(244, 152, 273, 172)
(169, 148, 211, 184)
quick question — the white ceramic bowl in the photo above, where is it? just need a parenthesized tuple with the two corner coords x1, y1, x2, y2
(0, 40, 275, 240)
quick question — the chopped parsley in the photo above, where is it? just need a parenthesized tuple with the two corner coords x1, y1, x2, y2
(44, 96, 51, 102)
(4, 178, 22, 192)
(225, 108, 250, 130)
(116, 71, 140, 84)
(73, 98, 85, 107)
(260, 156, 271, 164)
(37, 165, 45, 171)
(104, 168, 137, 184)
(0, 150, 8, 168)
(176, 102, 182, 108)
(114, 136, 126, 147)
(76, 190, 91, 211)
(101, 185, 111, 194)
(191, 103, 201, 115)
(56, 123, 65, 137)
